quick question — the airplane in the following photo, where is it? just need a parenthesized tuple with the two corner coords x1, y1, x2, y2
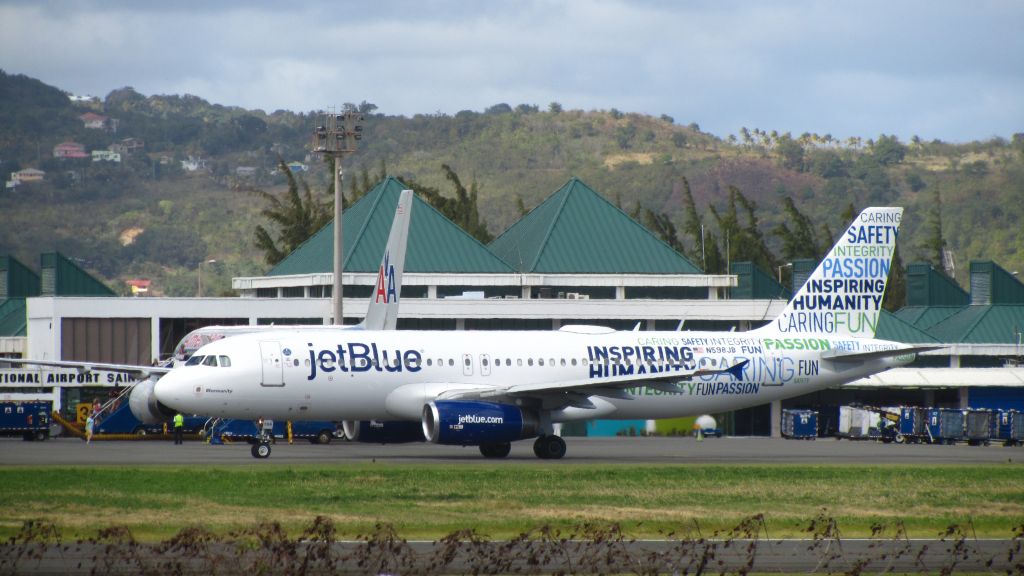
(6, 190, 414, 417)
(140, 205, 938, 459)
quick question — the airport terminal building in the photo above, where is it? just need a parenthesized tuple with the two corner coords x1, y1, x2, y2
(3, 177, 1023, 435)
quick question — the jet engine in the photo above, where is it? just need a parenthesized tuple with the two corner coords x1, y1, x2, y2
(128, 378, 176, 424)
(422, 400, 539, 445)
(342, 420, 424, 444)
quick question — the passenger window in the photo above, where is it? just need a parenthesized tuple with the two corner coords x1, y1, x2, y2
(571, 358, 578, 366)
(464, 357, 471, 366)
(506, 359, 512, 367)
(219, 355, 232, 367)
(202, 356, 218, 367)
(517, 359, 523, 367)
(482, 358, 489, 367)
(528, 358, 534, 367)
(427, 359, 433, 367)
(186, 356, 204, 366)
(560, 358, 566, 367)
(538, 358, 544, 366)
(448, 358, 455, 367)
(549, 358, 555, 367)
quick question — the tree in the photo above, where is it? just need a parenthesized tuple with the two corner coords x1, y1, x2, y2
(917, 187, 946, 271)
(548, 102, 563, 114)
(871, 134, 907, 166)
(404, 165, 493, 244)
(253, 160, 332, 265)
(772, 197, 820, 260)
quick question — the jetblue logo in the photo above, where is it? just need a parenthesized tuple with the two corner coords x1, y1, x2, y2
(375, 251, 398, 303)
(307, 341, 422, 380)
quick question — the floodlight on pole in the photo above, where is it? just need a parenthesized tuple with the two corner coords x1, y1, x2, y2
(312, 109, 363, 325)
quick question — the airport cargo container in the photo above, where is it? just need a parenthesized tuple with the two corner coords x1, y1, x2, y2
(926, 408, 965, 444)
(781, 409, 817, 439)
(992, 410, 1023, 446)
(965, 410, 993, 446)
(838, 406, 880, 439)
(0, 401, 51, 441)
(896, 407, 929, 443)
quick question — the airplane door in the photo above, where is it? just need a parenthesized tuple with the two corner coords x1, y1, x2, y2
(480, 354, 491, 377)
(462, 353, 473, 377)
(259, 341, 284, 387)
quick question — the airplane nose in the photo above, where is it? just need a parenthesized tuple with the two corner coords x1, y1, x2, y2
(154, 370, 190, 406)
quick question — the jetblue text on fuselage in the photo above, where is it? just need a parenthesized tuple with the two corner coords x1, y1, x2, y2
(307, 341, 422, 380)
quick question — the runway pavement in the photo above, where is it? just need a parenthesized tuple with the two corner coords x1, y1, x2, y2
(1, 435, 1022, 466)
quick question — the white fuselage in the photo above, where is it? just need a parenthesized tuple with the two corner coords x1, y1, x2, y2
(153, 327, 909, 423)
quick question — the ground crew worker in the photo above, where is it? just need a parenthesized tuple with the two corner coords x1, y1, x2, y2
(173, 412, 185, 445)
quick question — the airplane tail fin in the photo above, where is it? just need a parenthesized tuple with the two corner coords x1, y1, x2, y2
(760, 206, 902, 338)
(360, 189, 414, 331)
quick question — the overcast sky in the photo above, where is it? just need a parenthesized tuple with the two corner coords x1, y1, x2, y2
(2, 0, 1021, 143)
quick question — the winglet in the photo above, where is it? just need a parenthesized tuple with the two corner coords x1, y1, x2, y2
(361, 189, 414, 331)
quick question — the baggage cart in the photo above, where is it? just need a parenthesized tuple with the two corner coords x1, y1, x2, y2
(781, 409, 817, 439)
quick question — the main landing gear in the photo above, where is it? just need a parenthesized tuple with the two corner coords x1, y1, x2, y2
(533, 434, 566, 460)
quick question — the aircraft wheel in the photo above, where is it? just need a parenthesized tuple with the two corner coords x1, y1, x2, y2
(252, 443, 271, 459)
(479, 442, 511, 458)
(533, 435, 566, 460)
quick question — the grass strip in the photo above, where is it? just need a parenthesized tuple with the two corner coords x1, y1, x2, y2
(1, 463, 1021, 541)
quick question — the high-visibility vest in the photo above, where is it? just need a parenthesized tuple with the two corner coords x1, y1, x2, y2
(173, 414, 184, 428)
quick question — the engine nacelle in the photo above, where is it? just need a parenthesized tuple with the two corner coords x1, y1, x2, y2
(422, 401, 538, 445)
(342, 420, 424, 444)
(128, 378, 176, 424)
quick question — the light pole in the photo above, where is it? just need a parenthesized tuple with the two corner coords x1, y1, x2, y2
(312, 110, 363, 325)
(777, 262, 793, 284)
(197, 259, 216, 297)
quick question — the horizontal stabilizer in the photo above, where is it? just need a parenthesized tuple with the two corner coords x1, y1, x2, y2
(821, 345, 943, 363)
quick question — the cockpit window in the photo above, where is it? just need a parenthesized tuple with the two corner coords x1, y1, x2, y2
(202, 355, 218, 367)
(185, 355, 205, 366)
(218, 355, 232, 368)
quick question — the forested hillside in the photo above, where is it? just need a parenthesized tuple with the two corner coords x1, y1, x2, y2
(2, 70, 1021, 297)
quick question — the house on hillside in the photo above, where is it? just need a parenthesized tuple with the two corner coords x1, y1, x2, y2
(91, 150, 121, 162)
(79, 112, 118, 132)
(125, 279, 151, 296)
(6, 168, 46, 189)
(53, 141, 88, 159)
(109, 137, 144, 156)
(286, 161, 308, 172)
(180, 156, 207, 172)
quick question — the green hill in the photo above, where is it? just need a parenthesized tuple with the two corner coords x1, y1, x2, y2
(1, 70, 1021, 296)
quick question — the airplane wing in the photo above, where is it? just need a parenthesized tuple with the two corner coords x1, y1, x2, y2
(2, 358, 172, 378)
(821, 345, 943, 363)
(448, 359, 750, 402)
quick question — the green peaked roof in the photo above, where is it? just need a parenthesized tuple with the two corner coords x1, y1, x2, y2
(269, 177, 512, 276)
(489, 178, 702, 274)
(0, 298, 27, 337)
(875, 309, 940, 343)
(924, 304, 1024, 344)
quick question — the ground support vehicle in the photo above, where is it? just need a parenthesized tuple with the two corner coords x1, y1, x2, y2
(208, 419, 339, 445)
(0, 401, 52, 441)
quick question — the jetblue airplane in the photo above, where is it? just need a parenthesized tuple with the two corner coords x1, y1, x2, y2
(138, 205, 934, 459)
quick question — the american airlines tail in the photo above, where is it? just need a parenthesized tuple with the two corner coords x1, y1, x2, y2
(760, 206, 902, 338)
(360, 189, 414, 331)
